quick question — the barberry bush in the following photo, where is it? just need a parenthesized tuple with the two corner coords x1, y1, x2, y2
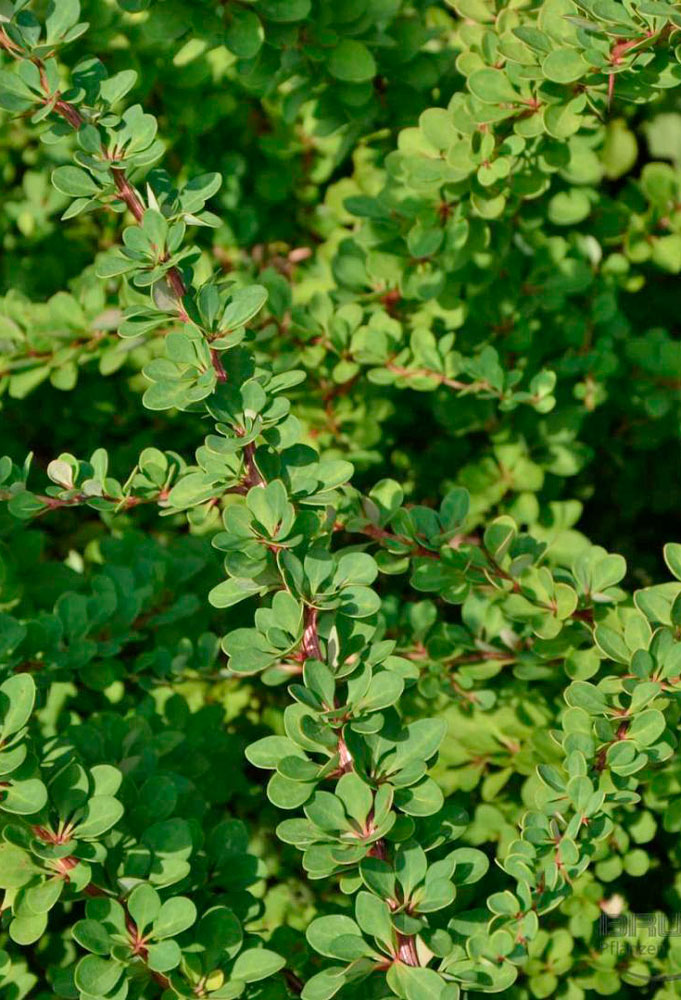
(1, 1, 681, 998)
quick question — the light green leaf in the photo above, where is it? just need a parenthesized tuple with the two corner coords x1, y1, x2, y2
(231, 948, 286, 982)
(328, 40, 376, 83)
(52, 166, 100, 198)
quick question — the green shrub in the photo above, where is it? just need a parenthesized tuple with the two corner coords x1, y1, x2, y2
(2, 1, 681, 998)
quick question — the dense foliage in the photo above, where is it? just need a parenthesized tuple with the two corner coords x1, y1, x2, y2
(2, 0, 681, 998)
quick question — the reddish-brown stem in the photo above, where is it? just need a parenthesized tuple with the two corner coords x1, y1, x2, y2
(302, 606, 322, 660)
(351, 523, 597, 627)
(445, 649, 516, 665)
(241, 441, 265, 488)
(83, 883, 107, 898)
(0, 29, 19, 54)
(210, 348, 227, 382)
(387, 362, 494, 396)
(283, 970, 304, 994)
(36, 489, 166, 512)
(41, 74, 222, 359)
(81, 882, 171, 988)
(111, 168, 144, 222)
(336, 731, 354, 775)
(607, 30, 658, 108)
(396, 933, 420, 966)
(359, 522, 438, 560)
(300, 606, 356, 776)
(368, 839, 388, 861)
(109, 172, 191, 318)
(367, 841, 420, 965)
(54, 98, 83, 128)
(0, 487, 165, 514)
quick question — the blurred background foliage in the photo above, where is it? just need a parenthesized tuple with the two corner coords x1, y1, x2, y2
(2, 1, 681, 997)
